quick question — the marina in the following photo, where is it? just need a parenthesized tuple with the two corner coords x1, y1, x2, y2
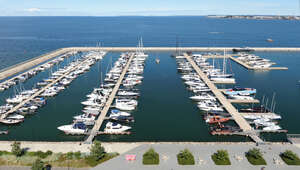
(0, 47, 297, 142)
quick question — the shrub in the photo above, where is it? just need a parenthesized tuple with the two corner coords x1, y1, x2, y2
(177, 149, 195, 165)
(245, 148, 267, 165)
(211, 150, 231, 165)
(45, 150, 52, 156)
(90, 140, 105, 160)
(66, 152, 74, 160)
(11, 141, 23, 157)
(84, 155, 98, 167)
(85, 153, 119, 167)
(143, 148, 159, 165)
(280, 150, 300, 165)
(31, 158, 44, 170)
(0, 150, 11, 156)
(74, 151, 81, 160)
(26, 150, 53, 159)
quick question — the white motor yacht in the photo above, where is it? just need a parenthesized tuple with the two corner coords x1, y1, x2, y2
(263, 125, 281, 131)
(104, 122, 131, 133)
(190, 94, 216, 101)
(228, 94, 254, 100)
(57, 122, 88, 135)
(109, 109, 131, 117)
(7, 114, 24, 120)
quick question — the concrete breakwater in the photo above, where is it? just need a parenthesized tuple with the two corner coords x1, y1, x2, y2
(0, 48, 68, 81)
(67, 47, 300, 52)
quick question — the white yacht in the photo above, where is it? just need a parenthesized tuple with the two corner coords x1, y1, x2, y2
(57, 122, 88, 135)
(104, 122, 131, 133)
(118, 90, 139, 96)
(109, 109, 131, 117)
(73, 113, 95, 122)
(7, 114, 24, 120)
(115, 103, 136, 111)
(263, 125, 281, 131)
(228, 94, 254, 100)
(190, 94, 216, 101)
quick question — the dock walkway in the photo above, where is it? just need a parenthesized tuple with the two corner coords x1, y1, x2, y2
(85, 53, 135, 143)
(183, 53, 264, 143)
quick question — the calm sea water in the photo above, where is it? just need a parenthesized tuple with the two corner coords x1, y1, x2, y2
(0, 17, 299, 142)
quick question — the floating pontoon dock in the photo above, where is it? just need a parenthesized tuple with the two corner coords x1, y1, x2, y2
(85, 53, 135, 143)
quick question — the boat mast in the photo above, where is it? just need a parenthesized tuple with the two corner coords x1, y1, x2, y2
(223, 48, 226, 75)
(270, 92, 276, 112)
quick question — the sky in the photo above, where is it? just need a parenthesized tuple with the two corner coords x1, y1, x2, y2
(0, 0, 299, 16)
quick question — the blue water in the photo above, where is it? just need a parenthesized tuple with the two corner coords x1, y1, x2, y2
(0, 16, 299, 141)
(1, 16, 300, 70)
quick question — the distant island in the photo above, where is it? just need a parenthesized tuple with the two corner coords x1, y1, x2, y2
(207, 15, 300, 20)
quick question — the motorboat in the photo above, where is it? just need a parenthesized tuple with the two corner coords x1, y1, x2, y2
(104, 122, 131, 133)
(263, 125, 281, 131)
(57, 122, 88, 135)
(109, 115, 134, 123)
(190, 94, 216, 101)
(0, 118, 24, 125)
(73, 113, 95, 122)
(205, 116, 230, 124)
(7, 114, 24, 120)
(109, 109, 131, 117)
(224, 87, 256, 96)
(118, 90, 139, 96)
(115, 103, 136, 111)
(228, 94, 254, 100)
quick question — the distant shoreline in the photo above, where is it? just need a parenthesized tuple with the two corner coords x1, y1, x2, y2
(207, 15, 300, 20)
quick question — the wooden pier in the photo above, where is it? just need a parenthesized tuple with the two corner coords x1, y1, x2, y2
(85, 53, 135, 144)
(229, 56, 288, 70)
(0, 54, 99, 119)
(183, 53, 264, 143)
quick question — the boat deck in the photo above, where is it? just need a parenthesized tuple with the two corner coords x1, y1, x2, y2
(85, 53, 135, 143)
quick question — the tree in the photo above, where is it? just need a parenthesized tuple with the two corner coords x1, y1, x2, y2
(11, 141, 23, 157)
(90, 140, 105, 160)
(31, 159, 44, 170)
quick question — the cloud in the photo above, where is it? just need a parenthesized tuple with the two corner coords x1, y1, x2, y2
(24, 8, 41, 12)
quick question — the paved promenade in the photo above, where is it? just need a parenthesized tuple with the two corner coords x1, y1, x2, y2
(93, 142, 300, 170)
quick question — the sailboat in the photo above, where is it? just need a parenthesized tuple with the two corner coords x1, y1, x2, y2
(155, 58, 160, 64)
(209, 49, 235, 83)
